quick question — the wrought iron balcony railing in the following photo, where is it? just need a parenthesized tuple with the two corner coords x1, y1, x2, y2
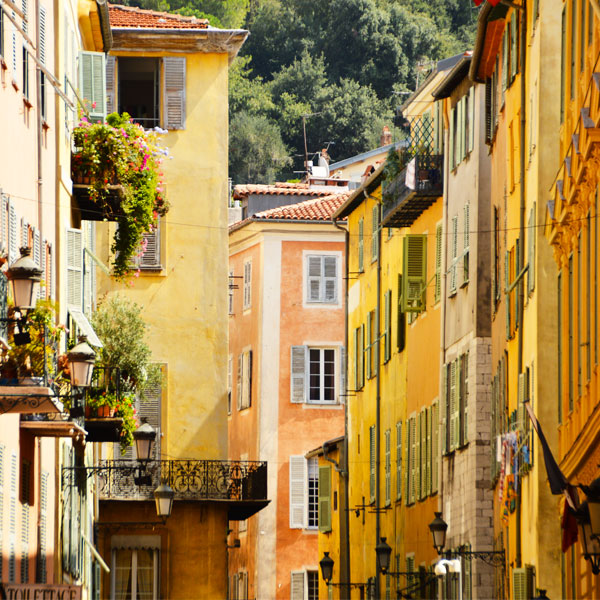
(381, 154, 443, 228)
(62, 459, 268, 503)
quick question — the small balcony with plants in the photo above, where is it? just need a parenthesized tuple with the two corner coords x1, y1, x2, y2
(71, 112, 170, 279)
(380, 117, 443, 228)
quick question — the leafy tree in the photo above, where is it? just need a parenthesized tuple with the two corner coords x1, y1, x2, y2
(229, 111, 292, 184)
(229, 56, 275, 116)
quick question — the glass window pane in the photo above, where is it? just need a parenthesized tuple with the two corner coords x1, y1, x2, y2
(114, 549, 133, 600)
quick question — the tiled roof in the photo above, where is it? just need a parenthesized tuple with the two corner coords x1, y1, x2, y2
(108, 4, 209, 29)
(232, 182, 335, 200)
(253, 193, 350, 221)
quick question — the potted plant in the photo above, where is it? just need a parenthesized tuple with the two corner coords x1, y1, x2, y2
(71, 112, 170, 279)
(114, 394, 137, 453)
(85, 389, 118, 418)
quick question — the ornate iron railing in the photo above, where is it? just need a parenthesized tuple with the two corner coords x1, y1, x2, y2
(62, 459, 268, 502)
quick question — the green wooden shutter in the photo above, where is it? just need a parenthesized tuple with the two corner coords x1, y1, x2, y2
(505, 251, 511, 340)
(372, 205, 379, 262)
(460, 97, 466, 162)
(384, 290, 391, 362)
(164, 57, 186, 129)
(358, 324, 365, 389)
(405, 419, 411, 501)
(397, 275, 406, 352)
(416, 412, 422, 500)
(402, 235, 427, 312)
(366, 315, 372, 380)
(449, 360, 458, 451)
(528, 204, 536, 294)
(426, 406, 432, 496)
(449, 107, 455, 169)
(318, 466, 332, 533)
(450, 216, 458, 293)
(502, 29, 508, 93)
(463, 204, 470, 285)
(410, 416, 416, 504)
(369, 425, 376, 502)
(353, 327, 359, 391)
(435, 224, 442, 302)
(441, 364, 448, 455)
(468, 86, 475, 153)
(385, 429, 391, 505)
(396, 421, 402, 500)
(291, 346, 307, 403)
(510, 11, 518, 80)
(358, 218, 364, 272)
(78, 51, 106, 121)
(431, 402, 439, 493)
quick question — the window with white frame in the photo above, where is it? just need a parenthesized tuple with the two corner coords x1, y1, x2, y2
(306, 254, 338, 303)
(290, 346, 340, 404)
(111, 537, 159, 600)
(237, 349, 252, 410)
(289, 456, 319, 529)
(243, 260, 252, 310)
(291, 570, 319, 600)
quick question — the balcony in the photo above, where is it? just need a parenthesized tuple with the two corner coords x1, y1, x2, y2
(62, 459, 269, 520)
(381, 154, 443, 228)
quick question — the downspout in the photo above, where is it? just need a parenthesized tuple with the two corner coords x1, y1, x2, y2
(35, 0, 42, 251)
(333, 217, 351, 598)
(516, 0, 527, 570)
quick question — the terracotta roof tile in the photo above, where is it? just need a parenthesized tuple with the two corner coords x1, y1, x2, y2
(108, 4, 209, 29)
(253, 193, 350, 221)
(232, 182, 335, 200)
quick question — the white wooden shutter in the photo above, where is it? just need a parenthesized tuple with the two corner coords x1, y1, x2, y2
(290, 346, 307, 403)
(163, 57, 186, 129)
(78, 51, 105, 120)
(339, 345, 346, 402)
(138, 225, 161, 269)
(66, 228, 83, 309)
(307, 256, 322, 301)
(1, 194, 8, 251)
(8, 201, 17, 264)
(0, 445, 4, 578)
(323, 256, 337, 302)
(105, 55, 116, 115)
(289, 456, 306, 528)
(291, 571, 305, 600)
(141, 374, 162, 459)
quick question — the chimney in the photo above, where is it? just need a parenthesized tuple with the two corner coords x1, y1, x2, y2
(380, 126, 392, 147)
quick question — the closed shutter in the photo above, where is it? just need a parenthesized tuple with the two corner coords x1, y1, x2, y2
(318, 465, 332, 533)
(366, 314, 372, 380)
(459, 97, 466, 162)
(37, 470, 48, 583)
(435, 224, 442, 302)
(461, 353, 469, 445)
(450, 216, 458, 293)
(426, 406, 432, 496)
(441, 364, 448, 455)
(431, 401, 439, 493)
(396, 422, 402, 500)
(21, 494, 29, 583)
(140, 374, 162, 459)
(358, 324, 365, 389)
(410, 417, 416, 504)
(449, 360, 458, 451)
(527, 205, 536, 293)
(291, 571, 305, 600)
(237, 354, 243, 410)
(502, 30, 508, 93)
(513, 568, 533, 600)
(405, 419, 411, 501)
(323, 256, 337, 302)
(385, 429, 391, 504)
(372, 205, 379, 262)
(369, 425, 376, 502)
(66, 228, 83, 309)
(163, 57, 186, 130)
(105, 55, 116, 115)
(449, 107, 455, 169)
(78, 51, 106, 120)
(463, 204, 470, 285)
(339, 345, 346, 402)
(243, 349, 252, 408)
(8, 452, 17, 582)
(0, 446, 3, 581)
(384, 290, 391, 362)
(308, 256, 322, 301)
(402, 235, 427, 312)
(291, 346, 307, 403)
(468, 86, 475, 153)
(353, 328, 359, 391)
(231, 574, 239, 600)
(8, 200, 17, 264)
(0, 194, 7, 251)
(510, 11, 518, 80)
(137, 225, 161, 269)
(397, 275, 405, 352)
(289, 456, 306, 528)
(416, 413, 422, 500)
(358, 218, 364, 272)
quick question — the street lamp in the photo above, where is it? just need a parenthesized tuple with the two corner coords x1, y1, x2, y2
(575, 501, 600, 574)
(428, 512, 448, 555)
(319, 552, 334, 584)
(67, 336, 96, 387)
(435, 558, 462, 600)
(154, 482, 175, 521)
(6, 247, 42, 311)
(134, 421, 157, 462)
(375, 537, 392, 574)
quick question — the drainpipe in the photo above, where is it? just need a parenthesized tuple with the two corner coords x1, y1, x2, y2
(35, 0, 43, 245)
(516, 0, 527, 570)
(332, 217, 351, 598)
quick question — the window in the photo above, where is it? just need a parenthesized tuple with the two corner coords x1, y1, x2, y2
(237, 349, 252, 410)
(111, 543, 159, 600)
(306, 255, 338, 304)
(106, 56, 186, 129)
(291, 571, 319, 600)
(396, 422, 402, 501)
(358, 218, 364, 272)
(369, 425, 376, 502)
(228, 270, 234, 315)
(131, 223, 161, 270)
(366, 309, 378, 379)
(434, 224, 442, 302)
(401, 235, 427, 312)
(354, 326, 365, 390)
(291, 346, 339, 404)
(318, 465, 332, 533)
(463, 204, 470, 286)
(243, 260, 251, 310)
(449, 216, 458, 294)
(78, 51, 106, 121)
(227, 355, 232, 415)
(383, 290, 392, 362)
(442, 354, 469, 453)
(371, 205, 379, 263)
(384, 429, 391, 505)
(289, 456, 319, 529)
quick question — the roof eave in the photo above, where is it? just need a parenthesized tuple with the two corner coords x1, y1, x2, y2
(332, 163, 385, 220)
(432, 57, 472, 99)
(229, 217, 347, 234)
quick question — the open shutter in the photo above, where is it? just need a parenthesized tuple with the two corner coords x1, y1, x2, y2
(449, 361, 457, 451)
(505, 251, 511, 340)
(237, 354, 243, 410)
(366, 315, 372, 380)
(246, 350, 252, 408)
(140, 374, 162, 459)
(358, 324, 365, 389)
(527, 204, 536, 293)
(384, 290, 391, 362)
(323, 256, 337, 302)
(431, 401, 439, 493)
(339, 346, 346, 402)
(463, 204, 470, 285)
(291, 346, 307, 403)
(435, 224, 442, 302)
(358, 218, 364, 272)
(8, 201, 17, 264)
(105, 55, 116, 115)
(468, 86, 475, 153)
(372, 205, 379, 262)
(397, 275, 405, 352)
(78, 51, 105, 121)
(416, 411, 423, 500)
(410, 417, 416, 504)
(510, 11, 518, 80)
(291, 572, 305, 600)
(137, 224, 161, 269)
(441, 364, 448, 455)
(353, 328, 359, 391)
(405, 419, 411, 501)
(66, 228, 83, 309)
(426, 406, 432, 496)
(396, 422, 402, 500)
(385, 429, 391, 504)
(369, 425, 376, 502)
(318, 465, 332, 533)
(289, 457, 306, 528)
(163, 57, 186, 130)
(449, 107, 455, 169)
(402, 235, 427, 312)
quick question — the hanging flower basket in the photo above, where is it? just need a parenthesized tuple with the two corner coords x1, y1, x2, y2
(71, 112, 170, 279)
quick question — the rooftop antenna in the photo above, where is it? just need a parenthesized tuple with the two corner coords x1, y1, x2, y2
(301, 112, 322, 180)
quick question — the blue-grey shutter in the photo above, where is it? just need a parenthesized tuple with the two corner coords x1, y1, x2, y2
(105, 55, 116, 115)
(67, 228, 83, 309)
(291, 346, 307, 403)
(164, 57, 186, 129)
